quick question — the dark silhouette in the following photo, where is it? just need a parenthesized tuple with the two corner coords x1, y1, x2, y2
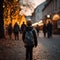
(0, 0, 5, 38)
(19, 26, 22, 33)
(21, 22, 26, 33)
(43, 23, 47, 37)
(47, 21, 53, 38)
(22, 21, 38, 60)
(13, 23, 19, 40)
(35, 25, 40, 36)
(7, 23, 12, 39)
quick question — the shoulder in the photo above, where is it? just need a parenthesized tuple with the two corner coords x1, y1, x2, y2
(32, 28, 37, 34)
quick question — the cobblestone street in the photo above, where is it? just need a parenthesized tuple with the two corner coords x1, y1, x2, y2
(0, 32, 60, 60)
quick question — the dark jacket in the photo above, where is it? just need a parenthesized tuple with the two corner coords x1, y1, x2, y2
(13, 23, 19, 33)
(8, 23, 12, 35)
(22, 26, 37, 47)
(21, 23, 26, 32)
(47, 22, 53, 32)
(43, 24, 47, 33)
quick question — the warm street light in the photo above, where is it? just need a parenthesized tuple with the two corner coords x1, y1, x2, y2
(53, 14, 60, 21)
(16, 0, 18, 1)
(47, 15, 50, 18)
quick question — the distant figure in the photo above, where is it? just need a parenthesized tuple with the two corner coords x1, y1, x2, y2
(35, 25, 40, 36)
(13, 23, 19, 40)
(43, 23, 47, 37)
(7, 23, 12, 40)
(21, 22, 26, 33)
(47, 21, 53, 38)
(22, 21, 38, 60)
(19, 26, 22, 33)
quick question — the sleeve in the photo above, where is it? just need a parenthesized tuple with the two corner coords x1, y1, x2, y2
(33, 30, 38, 47)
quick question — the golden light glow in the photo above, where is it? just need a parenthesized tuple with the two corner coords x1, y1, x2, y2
(32, 20, 43, 26)
(45, 19, 52, 25)
(47, 15, 50, 18)
(53, 14, 60, 21)
(32, 23, 38, 26)
(4, 0, 27, 28)
(19, 15, 27, 27)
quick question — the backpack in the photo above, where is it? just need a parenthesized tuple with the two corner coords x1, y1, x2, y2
(25, 29, 34, 47)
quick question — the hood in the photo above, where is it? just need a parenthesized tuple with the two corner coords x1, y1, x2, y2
(26, 26, 33, 31)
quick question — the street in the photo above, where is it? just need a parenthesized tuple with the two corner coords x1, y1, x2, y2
(0, 31, 60, 60)
(0, 0, 60, 60)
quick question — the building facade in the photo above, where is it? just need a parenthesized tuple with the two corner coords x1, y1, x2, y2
(42, 0, 60, 34)
(31, 2, 46, 23)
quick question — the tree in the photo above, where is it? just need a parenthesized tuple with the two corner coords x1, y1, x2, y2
(0, 0, 5, 38)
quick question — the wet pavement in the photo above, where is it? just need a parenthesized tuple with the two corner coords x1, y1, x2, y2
(0, 32, 60, 60)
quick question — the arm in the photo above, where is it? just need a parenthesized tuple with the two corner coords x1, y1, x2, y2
(33, 30, 38, 47)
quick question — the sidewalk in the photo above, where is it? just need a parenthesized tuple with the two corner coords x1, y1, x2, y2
(0, 32, 60, 60)
(0, 34, 25, 60)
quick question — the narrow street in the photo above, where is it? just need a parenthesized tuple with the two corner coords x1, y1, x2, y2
(0, 31, 60, 60)
(33, 31, 60, 60)
(0, 0, 60, 60)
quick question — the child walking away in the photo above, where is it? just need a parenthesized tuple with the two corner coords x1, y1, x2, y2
(22, 20, 38, 60)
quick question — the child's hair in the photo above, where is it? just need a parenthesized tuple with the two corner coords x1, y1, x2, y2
(27, 21, 32, 26)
